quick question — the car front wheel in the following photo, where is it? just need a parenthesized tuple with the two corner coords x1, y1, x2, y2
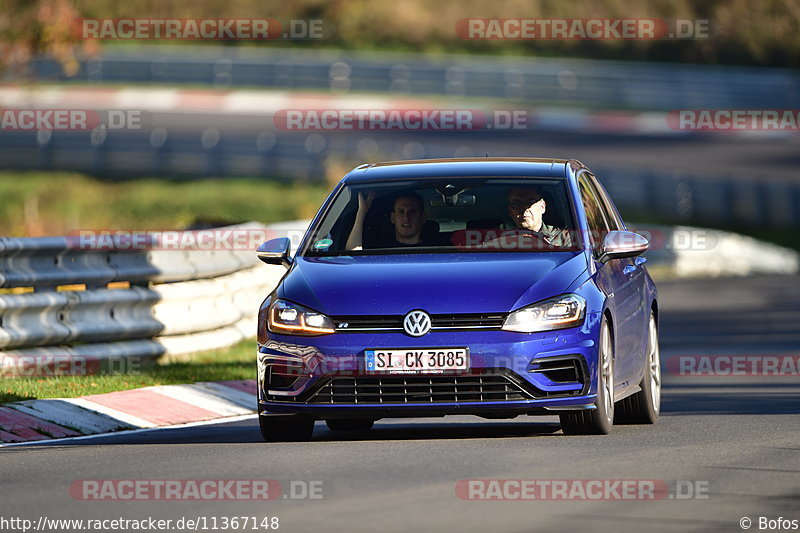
(560, 316, 614, 435)
(615, 311, 661, 424)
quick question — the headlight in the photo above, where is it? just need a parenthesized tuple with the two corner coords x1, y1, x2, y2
(502, 294, 586, 333)
(268, 299, 335, 336)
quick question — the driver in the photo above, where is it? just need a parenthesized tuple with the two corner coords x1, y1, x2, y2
(504, 186, 572, 248)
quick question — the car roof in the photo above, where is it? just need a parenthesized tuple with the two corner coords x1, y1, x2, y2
(341, 158, 586, 183)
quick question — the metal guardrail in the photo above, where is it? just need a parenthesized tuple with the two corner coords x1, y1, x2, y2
(0, 221, 268, 288)
(0, 222, 293, 375)
(27, 45, 800, 111)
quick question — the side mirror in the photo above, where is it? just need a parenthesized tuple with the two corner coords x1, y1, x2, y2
(599, 231, 649, 262)
(257, 238, 292, 268)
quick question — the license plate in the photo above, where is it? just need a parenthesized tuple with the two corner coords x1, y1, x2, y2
(365, 348, 469, 374)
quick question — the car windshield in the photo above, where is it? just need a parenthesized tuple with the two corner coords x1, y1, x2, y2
(302, 177, 581, 256)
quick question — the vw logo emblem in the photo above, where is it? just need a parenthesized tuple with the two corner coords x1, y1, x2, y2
(403, 310, 432, 337)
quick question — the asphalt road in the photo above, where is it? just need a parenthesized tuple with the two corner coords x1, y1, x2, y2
(1, 275, 799, 533)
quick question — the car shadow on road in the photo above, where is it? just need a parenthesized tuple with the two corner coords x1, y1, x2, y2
(313, 420, 564, 442)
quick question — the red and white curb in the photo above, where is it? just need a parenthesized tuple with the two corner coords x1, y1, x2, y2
(0, 380, 256, 444)
(0, 85, 421, 117)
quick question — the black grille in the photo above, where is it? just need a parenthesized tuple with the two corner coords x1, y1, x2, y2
(332, 313, 505, 332)
(307, 374, 534, 404)
(333, 315, 401, 330)
(433, 314, 506, 329)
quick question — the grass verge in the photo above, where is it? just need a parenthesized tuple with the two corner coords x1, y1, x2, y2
(0, 340, 255, 404)
(0, 171, 333, 237)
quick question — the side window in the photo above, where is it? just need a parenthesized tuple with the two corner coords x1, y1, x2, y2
(578, 178, 610, 252)
(586, 173, 622, 231)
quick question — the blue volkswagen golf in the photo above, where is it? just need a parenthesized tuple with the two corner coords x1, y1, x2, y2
(256, 158, 660, 441)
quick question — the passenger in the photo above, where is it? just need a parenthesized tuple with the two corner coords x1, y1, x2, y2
(346, 191, 433, 250)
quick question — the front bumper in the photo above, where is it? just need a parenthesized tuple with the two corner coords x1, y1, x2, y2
(257, 326, 599, 419)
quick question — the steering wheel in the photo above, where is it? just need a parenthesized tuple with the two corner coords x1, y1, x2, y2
(480, 228, 548, 250)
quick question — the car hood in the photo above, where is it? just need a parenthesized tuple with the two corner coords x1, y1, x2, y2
(279, 252, 588, 316)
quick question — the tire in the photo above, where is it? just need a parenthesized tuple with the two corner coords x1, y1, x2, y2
(560, 316, 614, 435)
(259, 415, 315, 442)
(615, 311, 661, 424)
(326, 419, 375, 431)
